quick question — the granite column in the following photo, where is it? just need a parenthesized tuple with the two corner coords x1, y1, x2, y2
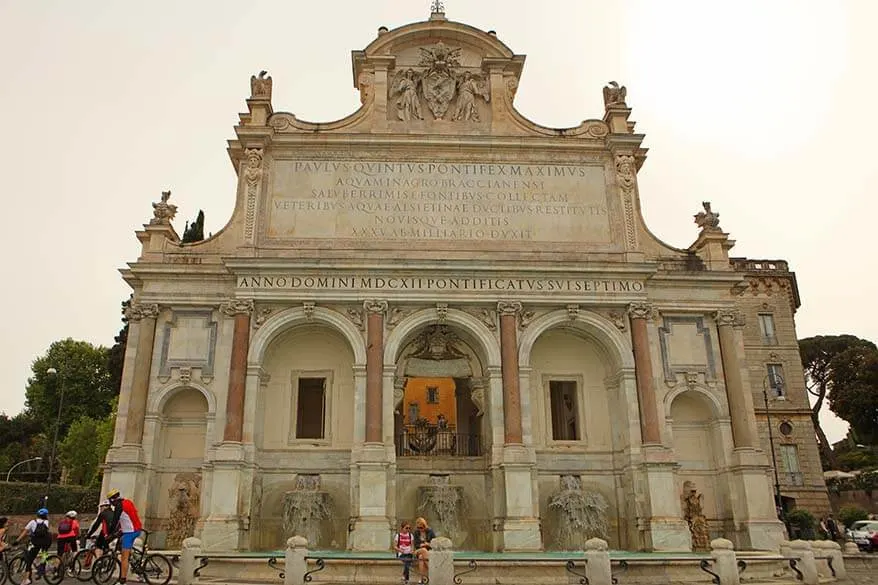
(123, 303, 160, 445)
(627, 302, 661, 445)
(364, 300, 387, 443)
(498, 301, 524, 444)
(714, 309, 757, 448)
(221, 299, 254, 443)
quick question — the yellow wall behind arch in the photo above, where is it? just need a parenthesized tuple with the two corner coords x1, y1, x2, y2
(403, 377, 457, 427)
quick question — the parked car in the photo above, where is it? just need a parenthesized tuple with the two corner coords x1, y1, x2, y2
(850, 521, 878, 552)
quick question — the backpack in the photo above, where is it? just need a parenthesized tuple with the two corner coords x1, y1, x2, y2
(31, 521, 50, 545)
(58, 519, 72, 534)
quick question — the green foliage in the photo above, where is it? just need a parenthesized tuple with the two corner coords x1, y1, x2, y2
(181, 210, 205, 243)
(107, 299, 130, 397)
(24, 338, 115, 438)
(0, 413, 45, 481)
(828, 346, 878, 444)
(835, 448, 878, 471)
(839, 505, 869, 528)
(0, 481, 99, 515)
(786, 508, 817, 539)
(58, 409, 115, 487)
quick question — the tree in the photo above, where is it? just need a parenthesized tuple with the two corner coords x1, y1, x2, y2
(800, 335, 878, 469)
(58, 408, 115, 487)
(829, 345, 878, 445)
(24, 339, 116, 441)
(181, 210, 205, 243)
(0, 413, 45, 481)
(107, 298, 131, 396)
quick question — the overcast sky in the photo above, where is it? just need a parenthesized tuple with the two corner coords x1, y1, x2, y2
(0, 0, 873, 444)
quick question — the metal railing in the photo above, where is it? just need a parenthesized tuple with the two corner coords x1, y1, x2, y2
(395, 430, 482, 456)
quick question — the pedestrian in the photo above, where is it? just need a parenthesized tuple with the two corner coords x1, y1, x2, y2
(106, 489, 143, 585)
(393, 521, 414, 584)
(825, 514, 840, 541)
(13, 507, 52, 585)
(413, 517, 436, 584)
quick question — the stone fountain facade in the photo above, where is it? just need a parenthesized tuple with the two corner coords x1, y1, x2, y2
(101, 6, 828, 553)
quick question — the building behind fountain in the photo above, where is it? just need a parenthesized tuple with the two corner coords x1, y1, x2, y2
(102, 5, 829, 553)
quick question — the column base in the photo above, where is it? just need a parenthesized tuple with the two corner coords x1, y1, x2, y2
(102, 445, 148, 504)
(726, 449, 786, 551)
(349, 442, 391, 551)
(499, 519, 542, 552)
(644, 518, 692, 552)
(734, 520, 786, 552)
(349, 517, 392, 551)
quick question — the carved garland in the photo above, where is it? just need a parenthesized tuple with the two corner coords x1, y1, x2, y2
(220, 299, 254, 317)
(243, 148, 264, 243)
(615, 154, 638, 250)
(124, 303, 160, 322)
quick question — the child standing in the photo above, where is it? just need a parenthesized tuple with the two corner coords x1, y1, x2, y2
(394, 521, 414, 584)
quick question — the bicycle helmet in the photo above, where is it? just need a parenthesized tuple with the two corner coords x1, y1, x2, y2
(106, 488, 121, 500)
(37, 508, 49, 517)
(66, 510, 77, 518)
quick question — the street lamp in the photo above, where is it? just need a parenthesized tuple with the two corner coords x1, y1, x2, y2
(5, 456, 42, 482)
(45, 366, 66, 507)
(763, 373, 789, 537)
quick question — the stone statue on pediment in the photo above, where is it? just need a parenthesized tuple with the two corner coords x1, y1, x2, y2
(150, 190, 178, 225)
(390, 69, 424, 121)
(250, 70, 272, 100)
(603, 81, 627, 108)
(453, 72, 490, 122)
(694, 201, 721, 232)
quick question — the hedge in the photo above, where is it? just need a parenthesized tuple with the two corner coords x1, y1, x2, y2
(0, 482, 99, 515)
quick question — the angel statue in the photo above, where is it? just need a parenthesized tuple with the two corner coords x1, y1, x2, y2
(391, 69, 423, 121)
(453, 72, 490, 122)
(694, 201, 721, 232)
(603, 81, 627, 108)
(151, 190, 178, 225)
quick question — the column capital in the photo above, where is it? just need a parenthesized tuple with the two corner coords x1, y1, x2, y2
(627, 302, 657, 321)
(220, 299, 254, 317)
(713, 309, 746, 327)
(497, 301, 522, 316)
(363, 299, 388, 315)
(124, 303, 160, 322)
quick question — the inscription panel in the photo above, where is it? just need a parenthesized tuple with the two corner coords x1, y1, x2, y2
(267, 161, 612, 243)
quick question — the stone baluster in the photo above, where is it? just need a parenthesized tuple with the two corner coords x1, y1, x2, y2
(284, 536, 308, 585)
(627, 303, 661, 444)
(584, 538, 612, 585)
(178, 537, 202, 585)
(428, 537, 454, 585)
(790, 540, 818, 585)
(824, 541, 846, 579)
(123, 303, 160, 445)
(710, 539, 741, 585)
(497, 301, 523, 444)
(221, 299, 254, 442)
(714, 309, 757, 448)
(364, 300, 387, 443)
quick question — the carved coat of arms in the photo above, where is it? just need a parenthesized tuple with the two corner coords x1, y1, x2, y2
(389, 42, 490, 122)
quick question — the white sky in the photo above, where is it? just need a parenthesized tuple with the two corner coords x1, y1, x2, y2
(0, 0, 873, 443)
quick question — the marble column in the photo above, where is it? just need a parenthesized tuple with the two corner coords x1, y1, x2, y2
(364, 300, 387, 443)
(123, 303, 160, 445)
(714, 309, 756, 448)
(498, 301, 523, 444)
(627, 302, 661, 445)
(221, 299, 254, 443)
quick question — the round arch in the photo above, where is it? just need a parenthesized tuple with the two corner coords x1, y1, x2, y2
(149, 381, 216, 416)
(518, 309, 633, 370)
(249, 306, 367, 366)
(665, 385, 726, 421)
(384, 308, 501, 367)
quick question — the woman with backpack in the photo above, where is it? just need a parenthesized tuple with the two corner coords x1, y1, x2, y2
(13, 508, 52, 585)
(56, 511, 79, 557)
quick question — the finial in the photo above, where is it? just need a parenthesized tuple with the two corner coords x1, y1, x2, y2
(694, 201, 721, 232)
(431, 0, 445, 14)
(150, 190, 178, 225)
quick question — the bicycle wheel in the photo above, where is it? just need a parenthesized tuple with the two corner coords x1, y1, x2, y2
(91, 555, 120, 585)
(72, 549, 94, 582)
(141, 553, 172, 585)
(6, 555, 28, 585)
(41, 554, 64, 585)
(0, 555, 8, 585)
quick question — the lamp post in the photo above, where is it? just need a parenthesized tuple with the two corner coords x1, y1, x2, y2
(45, 366, 66, 507)
(5, 456, 42, 482)
(763, 372, 789, 536)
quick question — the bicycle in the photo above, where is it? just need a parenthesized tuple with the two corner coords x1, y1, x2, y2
(91, 530, 172, 585)
(6, 545, 64, 585)
(72, 537, 112, 582)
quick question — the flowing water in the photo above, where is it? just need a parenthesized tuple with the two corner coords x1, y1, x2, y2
(282, 474, 332, 547)
(418, 474, 465, 544)
(547, 475, 609, 550)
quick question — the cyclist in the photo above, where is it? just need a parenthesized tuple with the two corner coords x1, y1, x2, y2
(13, 508, 52, 585)
(83, 500, 114, 567)
(107, 489, 142, 585)
(56, 510, 80, 557)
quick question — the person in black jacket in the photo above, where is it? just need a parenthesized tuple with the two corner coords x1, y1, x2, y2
(83, 501, 115, 567)
(413, 517, 436, 584)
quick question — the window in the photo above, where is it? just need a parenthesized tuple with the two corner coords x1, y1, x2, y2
(295, 377, 326, 439)
(426, 386, 440, 404)
(779, 444, 804, 486)
(549, 380, 579, 441)
(766, 364, 785, 397)
(758, 314, 777, 345)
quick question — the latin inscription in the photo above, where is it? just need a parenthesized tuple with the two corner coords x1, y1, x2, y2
(237, 275, 644, 294)
(268, 161, 611, 242)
